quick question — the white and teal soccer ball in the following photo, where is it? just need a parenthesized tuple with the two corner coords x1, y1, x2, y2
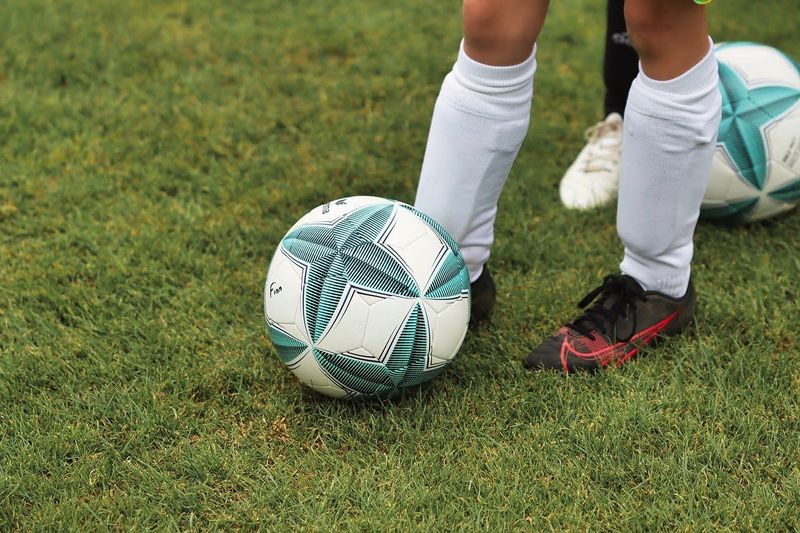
(701, 42, 800, 222)
(264, 196, 471, 399)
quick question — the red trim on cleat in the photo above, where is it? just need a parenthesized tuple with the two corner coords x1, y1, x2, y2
(525, 275, 696, 373)
(558, 311, 678, 372)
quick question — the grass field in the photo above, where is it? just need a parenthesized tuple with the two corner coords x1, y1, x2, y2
(2, 0, 800, 529)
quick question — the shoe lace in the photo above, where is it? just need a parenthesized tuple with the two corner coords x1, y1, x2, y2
(581, 118, 622, 173)
(567, 275, 647, 342)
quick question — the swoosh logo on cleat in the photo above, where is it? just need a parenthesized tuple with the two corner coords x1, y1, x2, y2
(560, 312, 679, 372)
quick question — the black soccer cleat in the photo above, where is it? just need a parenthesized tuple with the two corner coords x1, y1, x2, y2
(524, 274, 696, 372)
(469, 265, 496, 327)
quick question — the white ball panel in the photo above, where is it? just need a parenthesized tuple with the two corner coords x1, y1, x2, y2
(362, 296, 418, 360)
(705, 149, 759, 204)
(291, 351, 350, 399)
(277, 323, 309, 348)
(315, 288, 370, 355)
(744, 196, 796, 222)
(423, 297, 470, 364)
(380, 205, 429, 249)
(701, 199, 734, 212)
(347, 347, 378, 358)
(264, 243, 287, 282)
(264, 250, 309, 343)
(380, 207, 447, 293)
(264, 247, 286, 314)
(764, 110, 800, 192)
(766, 150, 799, 193)
(717, 43, 800, 88)
(424, 298, 452, 314)
(308, 384, 351, 399)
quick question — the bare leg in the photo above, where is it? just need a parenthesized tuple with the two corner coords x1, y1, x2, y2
(625, 0, 710, 79)
(462, 0, 548, 66)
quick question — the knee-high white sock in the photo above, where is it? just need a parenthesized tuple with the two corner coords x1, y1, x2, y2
(617, 39, 721, 297)
(415, 41, 536, 282)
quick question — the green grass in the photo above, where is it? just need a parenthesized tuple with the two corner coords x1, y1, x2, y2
(2, 0, 799, 529)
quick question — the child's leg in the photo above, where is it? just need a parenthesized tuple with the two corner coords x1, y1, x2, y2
(414, 0, 548, 282)
(617, 0, 721, 296)
(603, 0, 639, 118)
(525, 0, 721, 372)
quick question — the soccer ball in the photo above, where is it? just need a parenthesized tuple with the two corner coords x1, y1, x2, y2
(264, 196, 471, 399)
(701, 42, 800, 222)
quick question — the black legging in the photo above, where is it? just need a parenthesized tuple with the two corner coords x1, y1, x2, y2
(603, 0, 640, 117)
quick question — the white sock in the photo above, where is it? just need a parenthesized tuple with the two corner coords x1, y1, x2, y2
(617, 39, 721, 297)
(414, 41, 536, 282)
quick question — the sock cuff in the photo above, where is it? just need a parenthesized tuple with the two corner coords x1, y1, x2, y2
(620, 249, 692, 297)
(454, 40, 538, 89)
(636, 37, 718, 98)
(627, 37, 720, 124)
(439, 40, 537, 120)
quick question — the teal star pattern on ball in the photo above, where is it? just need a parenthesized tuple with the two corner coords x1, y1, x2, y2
(717, 61, 800, 191)
(271, 201, 469, 398)
(281, 203, 417, 343)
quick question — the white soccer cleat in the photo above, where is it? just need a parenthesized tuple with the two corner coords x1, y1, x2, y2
(559, 112, 623, 210)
